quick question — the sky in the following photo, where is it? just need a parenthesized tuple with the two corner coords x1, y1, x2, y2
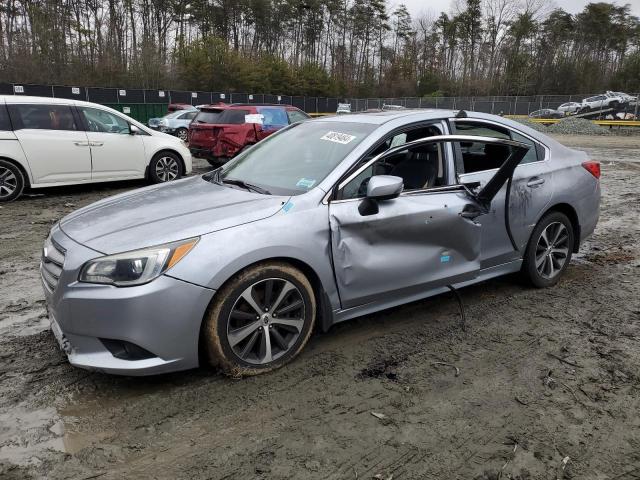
(400, 0, 640, 18)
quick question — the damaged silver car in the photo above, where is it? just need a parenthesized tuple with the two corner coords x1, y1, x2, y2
(42, 110, 601, 376)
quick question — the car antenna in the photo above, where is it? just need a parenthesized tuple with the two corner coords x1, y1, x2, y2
(455, 109, 468, 118)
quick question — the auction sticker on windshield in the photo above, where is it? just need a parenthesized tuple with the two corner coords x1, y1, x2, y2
(321, 131, 356, 144)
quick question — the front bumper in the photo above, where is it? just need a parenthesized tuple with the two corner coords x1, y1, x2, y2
(41, 226, 214, 376)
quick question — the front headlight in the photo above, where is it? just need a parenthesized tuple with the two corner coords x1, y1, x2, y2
(79, 238, 198, 287)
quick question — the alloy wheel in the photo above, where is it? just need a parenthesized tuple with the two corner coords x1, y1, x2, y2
(177, 129, 188, 142)
(535, 222, 569, 279)
(226, 278, 306, 365)
(0, 167, 18, 199)
(155, 156, 179, 182)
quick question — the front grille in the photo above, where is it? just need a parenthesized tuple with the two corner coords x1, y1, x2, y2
(41, 237, 66, 292)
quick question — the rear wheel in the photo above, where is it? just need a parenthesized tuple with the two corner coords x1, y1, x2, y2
(203, 262, 316, 376)
(0, 160, 25, 202)
(522, 212, 574, 288)
(206, 157, 223, 167)
(149, 152, 184, 183)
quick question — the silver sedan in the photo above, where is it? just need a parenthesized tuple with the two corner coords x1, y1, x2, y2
(41, 110, 601, 376)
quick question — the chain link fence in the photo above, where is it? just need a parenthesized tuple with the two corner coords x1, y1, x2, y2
(1, 82, 638, 123)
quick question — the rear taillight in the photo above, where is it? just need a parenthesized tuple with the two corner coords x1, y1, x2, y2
(582, 161, 601, 179)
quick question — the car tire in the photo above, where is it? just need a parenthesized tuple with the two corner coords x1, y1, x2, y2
(175, 128, 189, 142)
(609, 101, 619, 109)
(148, 151, 184, 183)
(0, 160, 25, 202)
(203, 262, 316, 376)
(521, 211, 575, 288)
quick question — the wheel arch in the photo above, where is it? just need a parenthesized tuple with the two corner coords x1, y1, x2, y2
(149, 148, 186, 175)
(540, 203, 581, 253)
(0, 156, 31, 187)
(197, 256, 335, 364)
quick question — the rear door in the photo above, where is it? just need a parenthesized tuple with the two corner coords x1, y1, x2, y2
(78, 106, 147, 180)
(8, 103, 91, 184)
(452, 119, 553, 268)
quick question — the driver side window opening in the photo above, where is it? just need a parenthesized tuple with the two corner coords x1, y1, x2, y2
(338, 124, 447, 200)
(80, 107, 130, 134)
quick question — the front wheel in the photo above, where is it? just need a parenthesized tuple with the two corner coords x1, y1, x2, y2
(149, 152, 184, 183)
(521, 212, 575, 288)
(0, 160, 25, 202)
(203, 262, 316, 376)
(175, 128, 188, 142)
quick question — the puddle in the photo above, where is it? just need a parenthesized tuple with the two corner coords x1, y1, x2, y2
(0, 404, 113, 465)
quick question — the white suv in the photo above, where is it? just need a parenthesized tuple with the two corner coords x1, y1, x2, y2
(0, 96, 192, 202)
(581, 93, 625, 111)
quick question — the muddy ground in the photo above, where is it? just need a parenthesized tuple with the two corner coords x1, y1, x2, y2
(0, 134, 639, 480)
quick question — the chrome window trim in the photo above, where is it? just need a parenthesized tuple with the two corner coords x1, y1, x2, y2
(323, 134, 528, 205)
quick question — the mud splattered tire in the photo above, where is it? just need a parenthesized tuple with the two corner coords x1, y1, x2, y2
(203, 262, 316, 376)
(0, 160, 25, 202)
(522, 211, 575, 288)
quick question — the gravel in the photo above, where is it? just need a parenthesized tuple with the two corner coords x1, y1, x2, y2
(547, 117, 612, 135)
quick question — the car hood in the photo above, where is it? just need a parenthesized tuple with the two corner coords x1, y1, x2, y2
(59, 176, 287, 254)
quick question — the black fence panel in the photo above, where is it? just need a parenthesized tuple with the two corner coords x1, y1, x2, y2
(304, 97, 316, 112)
(211, 92, 227, 103)
(355, 99, 366, 112)
(0, 83, 12, 94)
(365, 98, 380, 110)
(13, 84, 53, 96)
(316, 97, 329, 113)
(117, 88, 144, 103)
(327, 98, 338, 112)
(291, 96, 305, 110)
(53, 85, 87, 100)
(278, 95, 291, 106)
(263, 94, 278, 104)
(169, 90, 191, 104)
(229, 92, 248, 103)
(420, 98, 437, 108)
(88, 87, 118, 103)
(144, 89, 169, 103)
(193, 91, 212, 104)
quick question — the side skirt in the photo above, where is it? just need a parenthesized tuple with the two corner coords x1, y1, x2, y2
(329, 259, 523, 326)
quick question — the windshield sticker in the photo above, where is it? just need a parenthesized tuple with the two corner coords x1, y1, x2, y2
(244, 114, 264, 124)
(321, 131, 356, 144)
(296, 178, 316, 189)
(440, 255, 451, 263)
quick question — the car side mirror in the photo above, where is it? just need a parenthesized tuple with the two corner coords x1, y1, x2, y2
(359, 175, 403, 216)
(129, 124, 141, 135)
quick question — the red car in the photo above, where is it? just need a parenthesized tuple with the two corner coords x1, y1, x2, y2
(167, 103, 194, 113)
(188, 103, 310, 165)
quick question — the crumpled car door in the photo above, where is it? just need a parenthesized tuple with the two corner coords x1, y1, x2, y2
(328, 135, 529, 309)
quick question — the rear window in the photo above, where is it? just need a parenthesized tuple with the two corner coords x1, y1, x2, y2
(194, 109, 249, 124)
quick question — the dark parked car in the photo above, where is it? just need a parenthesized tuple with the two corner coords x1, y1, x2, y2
(188, 104, 310, 166)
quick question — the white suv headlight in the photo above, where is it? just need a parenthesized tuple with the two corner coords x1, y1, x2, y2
(79, 238, 198, 287)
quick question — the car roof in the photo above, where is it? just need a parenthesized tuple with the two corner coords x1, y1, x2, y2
(0, 95, 118, 110)
(315, 109, 458, 125)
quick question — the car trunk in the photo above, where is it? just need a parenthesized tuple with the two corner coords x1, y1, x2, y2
(189, 108, 256, 157)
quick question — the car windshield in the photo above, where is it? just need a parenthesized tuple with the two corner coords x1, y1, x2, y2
(208, 121, 377, 196)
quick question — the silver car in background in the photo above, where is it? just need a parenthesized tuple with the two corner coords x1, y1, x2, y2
(148, 108, 198, 141)
(42, 110, 601, 376)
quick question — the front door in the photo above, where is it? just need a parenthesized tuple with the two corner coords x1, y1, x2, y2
(329, 190, 482, 308)
(78, 107, 147, 180)
(9, 103, 92, 184)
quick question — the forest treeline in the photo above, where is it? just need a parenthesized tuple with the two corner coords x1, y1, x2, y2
(1, 0, 639, 98)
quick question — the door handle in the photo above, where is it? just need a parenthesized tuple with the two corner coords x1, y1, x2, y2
(73, 141, 89, 147)
(526, 177, 545, 188)
(89, 141, 104, 147)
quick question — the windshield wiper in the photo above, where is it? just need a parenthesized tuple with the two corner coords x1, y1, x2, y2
(222, 178, 271, 195)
